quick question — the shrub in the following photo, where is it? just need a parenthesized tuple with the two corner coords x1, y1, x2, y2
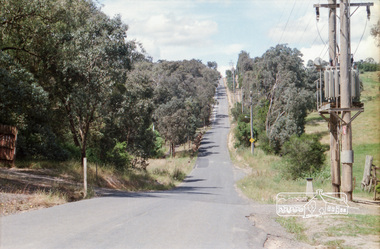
(107, 142, 131, 170)
(151, 130, 165, 158)
(281, 134, 327, 180)
(231, 102, 245, 121)
(234, 120, 251, 148)
(258, 132, 274, 154)
(234, 112, 257, 148)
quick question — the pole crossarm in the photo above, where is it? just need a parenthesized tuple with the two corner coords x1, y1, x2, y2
(319, 108, 364, 126)
(313, 3, 373, 8)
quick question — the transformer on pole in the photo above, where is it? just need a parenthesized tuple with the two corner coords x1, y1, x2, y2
(313, 1, 373, 201)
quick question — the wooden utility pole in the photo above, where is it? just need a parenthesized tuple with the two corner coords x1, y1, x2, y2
(340, 0, 353, 201)
(314, 0, 373, 201)
(232, 67, 235, 105)
(250, 91, 254, 155)
(329, 0, 341, 196)
(242, 87, 244, 113)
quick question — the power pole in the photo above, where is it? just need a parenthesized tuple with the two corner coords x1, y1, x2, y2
(328, 0, 340, 196)
(314, 0, 373, 201)
(340, 0, 353, 201)
(241, 87, 244, 113)
(250, 91, 254, 155)
(232, 67, 235, 105)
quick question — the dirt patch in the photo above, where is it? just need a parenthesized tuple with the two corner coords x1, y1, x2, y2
(271, 200, 380, 249)
(247, 213, 314, 248)
(0, 168, 84, 216)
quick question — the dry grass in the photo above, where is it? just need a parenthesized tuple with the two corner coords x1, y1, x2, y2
(147, 156, 195, 187)
(0, 190, 68, 216)
(0, 144, 198, 216)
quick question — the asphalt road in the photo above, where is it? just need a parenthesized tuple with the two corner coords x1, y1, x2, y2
(0, 80, 269, 249)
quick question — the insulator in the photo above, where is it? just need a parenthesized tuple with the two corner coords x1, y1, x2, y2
(367, 6, 371, 20)
(316, 7, 320, 21)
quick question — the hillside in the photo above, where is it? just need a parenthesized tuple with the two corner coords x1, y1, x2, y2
(305, 71, 380, 197)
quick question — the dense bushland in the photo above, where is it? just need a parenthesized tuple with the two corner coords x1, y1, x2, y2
(229, 46, 325, 177)
(0, 0, 220, 169)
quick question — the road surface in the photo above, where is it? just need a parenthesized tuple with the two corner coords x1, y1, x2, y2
(1, 80, 270, 248)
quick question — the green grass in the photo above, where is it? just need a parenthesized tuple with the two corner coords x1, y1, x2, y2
(328, 214, 380, 236)
(235, 72, 380, 203)
(275, 214, 380, 248)
(323, 239, 350, 248)
(230, 71, 380, 248)
(276, 217, 309, 242)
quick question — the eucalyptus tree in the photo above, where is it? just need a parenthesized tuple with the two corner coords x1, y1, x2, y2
(152, 60, 219, 157)
(56, 6, 133, 161)
(100, 61, 156, 162)
(1, 0, 140, 163)
(236, 45, 315, 153)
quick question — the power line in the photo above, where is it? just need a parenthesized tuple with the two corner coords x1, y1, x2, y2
(316, 20, 328, 47)
(277, 0, 297, 44)
(353, 17, 368, 55)
(295, 13, 314, 48)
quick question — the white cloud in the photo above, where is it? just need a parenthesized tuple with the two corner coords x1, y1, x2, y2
(268, 11, 329, 47)
(100, 0, 218, 61)
(300, 44, 329, 64)
(135, 14, 218, 47)
(223, 43, 245, 55)
(270, 1, 380, 63)
(352, 36, 380, 62)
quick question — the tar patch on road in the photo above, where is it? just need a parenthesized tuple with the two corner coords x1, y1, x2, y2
(196, 158, 209, 168)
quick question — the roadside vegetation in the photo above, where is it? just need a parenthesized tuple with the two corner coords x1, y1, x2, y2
(227, 50, 379, 203)
(1, 0, 218, 214)
(0, 146, 196, 215)
(227, 48, 379, 248)
(276, 214, 380, 248)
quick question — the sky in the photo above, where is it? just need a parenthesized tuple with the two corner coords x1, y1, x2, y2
(97, 0, 380, 76)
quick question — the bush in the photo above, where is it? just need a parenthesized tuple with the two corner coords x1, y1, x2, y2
(151, 130, 165, 158)
(86, 147, 102, 164)
(231, 102, 245, 121)
(233, 111, 257, 148)
(234, 121, 251, 148)
(107, 142, 131, 170)
(257, 132, 274, 154)
(281, 134, 327, 180)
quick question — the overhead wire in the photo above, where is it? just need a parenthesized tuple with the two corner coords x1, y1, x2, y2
(295, 12, 314, 48)
(353, 9, 369, 56)
(277, 0, 297, 45)
(271, 0, 288, 45)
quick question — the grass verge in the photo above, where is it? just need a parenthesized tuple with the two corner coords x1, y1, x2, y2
(227, 72, 380, 248)
(1, 145, 197, 216)
(275, 214, 380, 248)
(234, 71, 379, 203)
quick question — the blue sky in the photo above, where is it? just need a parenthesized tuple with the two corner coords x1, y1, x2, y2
(98, 0, 379, 75)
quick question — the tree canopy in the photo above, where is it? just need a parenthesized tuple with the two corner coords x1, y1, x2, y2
(1, 0, 220, 167)
(235, 45, 316, 153)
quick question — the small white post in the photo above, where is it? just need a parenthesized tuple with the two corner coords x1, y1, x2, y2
(83, 157, 87, 198)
